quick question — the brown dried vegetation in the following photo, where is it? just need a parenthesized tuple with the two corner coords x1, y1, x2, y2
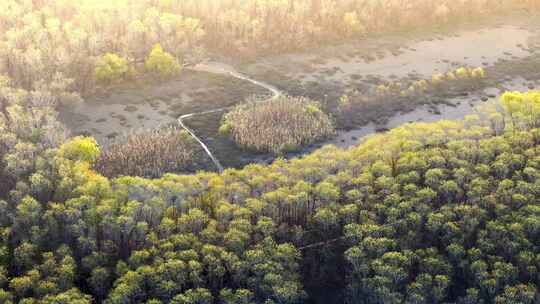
(95, 128, 206, 178)
(221, 96, 335, 154)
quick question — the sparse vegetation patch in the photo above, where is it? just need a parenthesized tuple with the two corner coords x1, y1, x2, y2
(337, 67, 487, 128)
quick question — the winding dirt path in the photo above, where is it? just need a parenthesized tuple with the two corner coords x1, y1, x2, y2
(181, 63, 281, 172)
(176, 25, 538, 172)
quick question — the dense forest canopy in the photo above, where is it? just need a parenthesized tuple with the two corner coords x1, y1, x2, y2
(3, 59, 540, 302)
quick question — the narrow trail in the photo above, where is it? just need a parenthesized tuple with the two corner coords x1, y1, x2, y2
(180, 63, 281, 173)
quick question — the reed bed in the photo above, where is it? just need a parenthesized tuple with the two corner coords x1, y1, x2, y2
(221, 96, 335, 154)
(95, 128, 205, 178)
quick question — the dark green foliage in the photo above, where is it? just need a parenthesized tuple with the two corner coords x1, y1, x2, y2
(2, 75, 540, 303)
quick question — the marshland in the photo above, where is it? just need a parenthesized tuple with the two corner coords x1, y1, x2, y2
(56, 10, 540, 171)
(3, 1, 540, 303)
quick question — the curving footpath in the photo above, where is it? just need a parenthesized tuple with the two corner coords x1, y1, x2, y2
(180, 63, 281, 173)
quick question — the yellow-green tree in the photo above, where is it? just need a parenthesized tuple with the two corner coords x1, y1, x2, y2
(343, 11, 366, 37)
(59, 136, 100, 164)
(145, 44, 182, 78)
(94, 53, 129, 85)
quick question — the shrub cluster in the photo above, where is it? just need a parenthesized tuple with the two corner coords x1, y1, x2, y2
(145, 44, 182, 79)
(221, 95, 335, 154)
(374, 66, 487, 97)
(337, 67, 487, 128)
(94, 128, 205, 178)
(94, 53, 130, 85)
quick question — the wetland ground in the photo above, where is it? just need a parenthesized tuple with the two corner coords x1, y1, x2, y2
(58, 11, 540, 172)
